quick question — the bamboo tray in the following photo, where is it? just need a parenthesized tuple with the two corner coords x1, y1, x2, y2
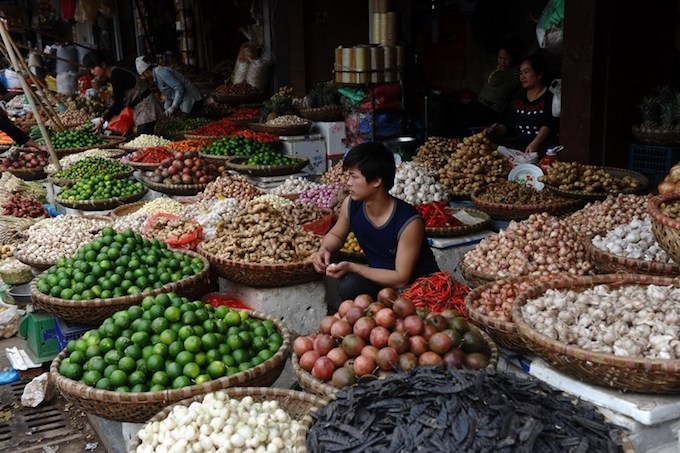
(249, 121, 313, 137)
(512, 273, 680, 393)
(2, 167, 47, 181)
(584, 236, 679, 276)
(425, 207, 491, 238)
(299, 106, 344, 122)
(140, 176, 208, 196)
(50, 309, 291, 422)
(55, 188, 148, 211)
(648, 192, 680, 266)
(471, 188, 583, 221)
(225, 156, 309, 177)
(52, 137, 126, 157)
(543, 167, 649, 201)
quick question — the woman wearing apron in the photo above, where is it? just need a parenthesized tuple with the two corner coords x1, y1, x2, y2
(84, 50, 162, 137)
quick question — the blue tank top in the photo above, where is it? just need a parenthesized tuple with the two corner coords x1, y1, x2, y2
(348, 197, 440, 280)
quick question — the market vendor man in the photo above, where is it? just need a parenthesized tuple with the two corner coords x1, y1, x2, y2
(313, 142, 440, 302)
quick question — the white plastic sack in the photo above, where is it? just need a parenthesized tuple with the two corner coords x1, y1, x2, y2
(246, 58, 272, 93)
(4, 69, 22, 90)
(232, 60, 250, 84)
(56, 71, 78, 95)
(550, 79, 561, 117)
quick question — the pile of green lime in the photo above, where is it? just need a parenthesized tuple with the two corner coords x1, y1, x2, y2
(39, 129, 106, 149)
(53, 157, 132, 180)
(164, 117, 211, 134)
(58, 293, 283, 392)
(36, 228, 204, 300)
(59, 175, 145, 201)
(201, 136, 272, 157)
(245, 150, 297, 166)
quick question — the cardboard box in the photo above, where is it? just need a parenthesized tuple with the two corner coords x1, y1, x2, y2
(281, 134, 327, 175)
(312, 121, 351, 157)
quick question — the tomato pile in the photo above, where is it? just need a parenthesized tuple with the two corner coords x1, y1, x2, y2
(0, 150, 49, 169)
(149, 151, 223, 185)
(58, 293, 283, 392)
(59, 175, 145, 201)
(295, 290, 491, 389)
(36, 227, 204, 300)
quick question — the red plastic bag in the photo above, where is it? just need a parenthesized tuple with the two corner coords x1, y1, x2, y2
(107, 106, 134, 136)
(203, 293, 251, 310)
(143, 213, 203, 250)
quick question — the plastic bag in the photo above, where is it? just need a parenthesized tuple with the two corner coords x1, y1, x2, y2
(536, 0, 564, 54)
(143, 213, 203, 251)
(0, 300, 18, 339)
(246, 58, 272, 93)
(107, 106, 134, 136)
(549, 79, 561, 117)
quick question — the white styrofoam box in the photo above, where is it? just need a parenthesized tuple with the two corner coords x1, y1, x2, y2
(281, 134, 326, 175)
(529, 359, 680, 426)
(312, 121, 350, 157)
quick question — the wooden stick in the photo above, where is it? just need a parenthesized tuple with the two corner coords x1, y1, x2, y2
(0, 19, 60, 170)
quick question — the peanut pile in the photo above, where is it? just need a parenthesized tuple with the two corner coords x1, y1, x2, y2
(439, 133, 508, 193)
(539, 162, 642, 194)
(413, 136, 459, 172)
(201, 174, 261, 201)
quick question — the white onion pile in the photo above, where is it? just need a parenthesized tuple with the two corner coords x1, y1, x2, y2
(184, 198, 244, 240)
(270, 176, 320, 195)
(252, 194, 294, 210)
(135, 392, 301, 453)
(298, 183, 344, 209)
(463, 213, 593, 278)
(113, 212, 148, 234)
(592, 217, 672, 263)
(137, 198, 185, 216)
(566, 194, 650, 238)
(122, 134, 172, 149)
(389, 161, 447, 205)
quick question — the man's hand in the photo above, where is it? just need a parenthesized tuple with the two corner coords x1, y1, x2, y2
(91, 117, 104, 132)
(312, 249, 331, 274)
(325, 261, 350, 279)
(163, 106, 177, 117)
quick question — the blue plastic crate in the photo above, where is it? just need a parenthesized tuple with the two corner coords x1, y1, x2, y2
(628, 143, 680, 186)
(55, 318, 95, 351)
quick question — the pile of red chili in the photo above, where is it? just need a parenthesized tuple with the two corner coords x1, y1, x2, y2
(166, 139, 209, 152)
(189, 118, 244, 136)
(230, 129, 279, 143)
(127, 147, 173, 163)
(416, 201, 463, 228)
(401, 271, 469, 315)
(230, 108, 260, 120)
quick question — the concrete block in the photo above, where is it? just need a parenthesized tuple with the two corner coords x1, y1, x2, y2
(218, 278, 327, 337)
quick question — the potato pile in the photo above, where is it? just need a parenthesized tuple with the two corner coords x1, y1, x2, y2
(539, 162, 642, 194)
(320, 160, 348, 186)
(439, 133, 508, 194)
(413, 136, 459, 172)
(201, 201, 320, 264)
(201, 174, 261, 201)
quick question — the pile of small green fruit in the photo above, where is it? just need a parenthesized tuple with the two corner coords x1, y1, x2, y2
(36, 228, 204, 300)
(58, 292, 283, 392)
(53, 157, 131, 180)
(59, 175, 144, 201)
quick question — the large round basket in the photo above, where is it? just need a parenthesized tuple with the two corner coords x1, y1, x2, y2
(140, 176, 208, 196)
(198, 151, 235, 165)
(543, 167, 648, 201)
(465, 276, 536, 354)
(584, 235, 679, 277)
(127, 387, 328, 452)
(30, 250, 210, 324)
(459, 254, 499, 288)
(55, 188, 148, 211)
(249, 121, 313, 137)
(183, 134, 224, 141)
(447, 190, 472, 201)
(120, 159, 162, 171)
(299, 106, 344, 122)
(649, 192, 680, 266)
(471, 188, 583, 221)
(109, 199, 193, 218)
(2, 167, 47, 181)
(292, 324, 499, 400)
(225, 156, 309, 177)
(50, 309, 291, 423)
(53, 137, 126, 157)
(197, 244, 320, 287)
(632, 125, 680, 145)
(425, 207, 491, 238)
(512, 273, 680, 393)
(49, 167, 134, 187)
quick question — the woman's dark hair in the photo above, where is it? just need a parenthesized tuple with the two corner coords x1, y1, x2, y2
(499, 37, 523, 63)
(82, 50, 108, 69)
(521, 54, 549, 82)
(343, 142, 396, 191)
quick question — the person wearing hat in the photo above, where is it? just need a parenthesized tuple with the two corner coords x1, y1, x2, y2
(135, 56, 204, 117)
(84, 50, 162, 136)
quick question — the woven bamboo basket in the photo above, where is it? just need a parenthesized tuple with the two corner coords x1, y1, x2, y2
(121, 160, 162, 171)
(55, 188, 148, 211)
(3, 167, 47, 181)
(109, 199, 190, 218)
(50, 309, 291, 422)
(512, 273, 680, 393)
(127, 387, 328, 452)
(632, 125, 680, 145)
(53, 137, 126, 157)
(464, 276, 539, 354)
(141, 176, 208, 196)
(471, 188, 583, 221)
(292, 324, 499, 400)
(584, 235, 680, 276)
(459, 254, 499, 288)
(225, 156, 309, 177)
(543, 167, 648, 201)
(447, 190, 472, 201)
(197, 244, 320, 288)
(425, 208, 491, 238)
(197, 151, 235, 165)
(183, 134, 224, 141)
(249, 121, 313, 137)
(649, 192, 680, 266)
(30, 250, 210, 324)
(299, 106, 344, 122)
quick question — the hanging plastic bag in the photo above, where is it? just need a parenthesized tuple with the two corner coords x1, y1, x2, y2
(549, 79, 562, 117)
(107, 106, 134, 136)
(536, 0, 564, 54)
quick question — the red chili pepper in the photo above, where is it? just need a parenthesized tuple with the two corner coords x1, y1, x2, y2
(401, 271, 469, 315)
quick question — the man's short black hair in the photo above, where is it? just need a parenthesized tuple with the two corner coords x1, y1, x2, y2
(343, 142, 395, 191)
(82, 50, 107, 69)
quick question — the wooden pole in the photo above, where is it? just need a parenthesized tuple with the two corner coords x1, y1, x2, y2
(0, 19, 60, 170)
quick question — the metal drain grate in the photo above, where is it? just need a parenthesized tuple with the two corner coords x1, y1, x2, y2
(0, 379, 84, 453)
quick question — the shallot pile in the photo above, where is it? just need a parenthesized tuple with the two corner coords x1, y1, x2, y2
(565, 194, 649, 238)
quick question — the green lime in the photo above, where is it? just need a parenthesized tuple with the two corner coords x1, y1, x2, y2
(238, 362, 251, 373)
(146, 354, 165, 373)
(86, 356, 107, 374)
(104, 364, 117, 378)
(118, 356, 136, 373)
(131, 331, 151, 348)
(206, 361, 225, 379)
(85, 345, 100, 359)
(154, 293, 170, 308)
(128, 370, 146, 387)
(124, 344, 143, 361)
(95, 377, 112, 390)
(218, 343, 232, 356)
(171, 375, 191, 389)
(151, 317, 169, 334)
(152, 343, 169, 358)
(148, 304, 164, 320)
(159, 329, 177, 346)
(195, 374, 211, 385)
(109, 369, 127, 387)
(221, 355, 235, 367)
(114, 336, 132, 351)
(177, 326, 194, 341)
(69, 350, 85, 365)
(130, 384, 148, 393)
(175, 351, 194, 367)
(224, 311, 241, 327)
(141, 296, 155, 311)
(227, 335, 244, 351)
(257, 349, 275, 362)
(168, 340, 183, 358)
(149, 384, 165, 392)
(165, 361, 183, 380)
(205, 349, 221, 363)
(182, 311, 198, 326)
(151, 371, 170, 387)
(232, 349, 249, 364)
(141, 345, 154, 360)
(164, 306, 181, 323)
(182, 362, 200, 379)
(104, 349, 123, 365)
(183, 336, 202, 353)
